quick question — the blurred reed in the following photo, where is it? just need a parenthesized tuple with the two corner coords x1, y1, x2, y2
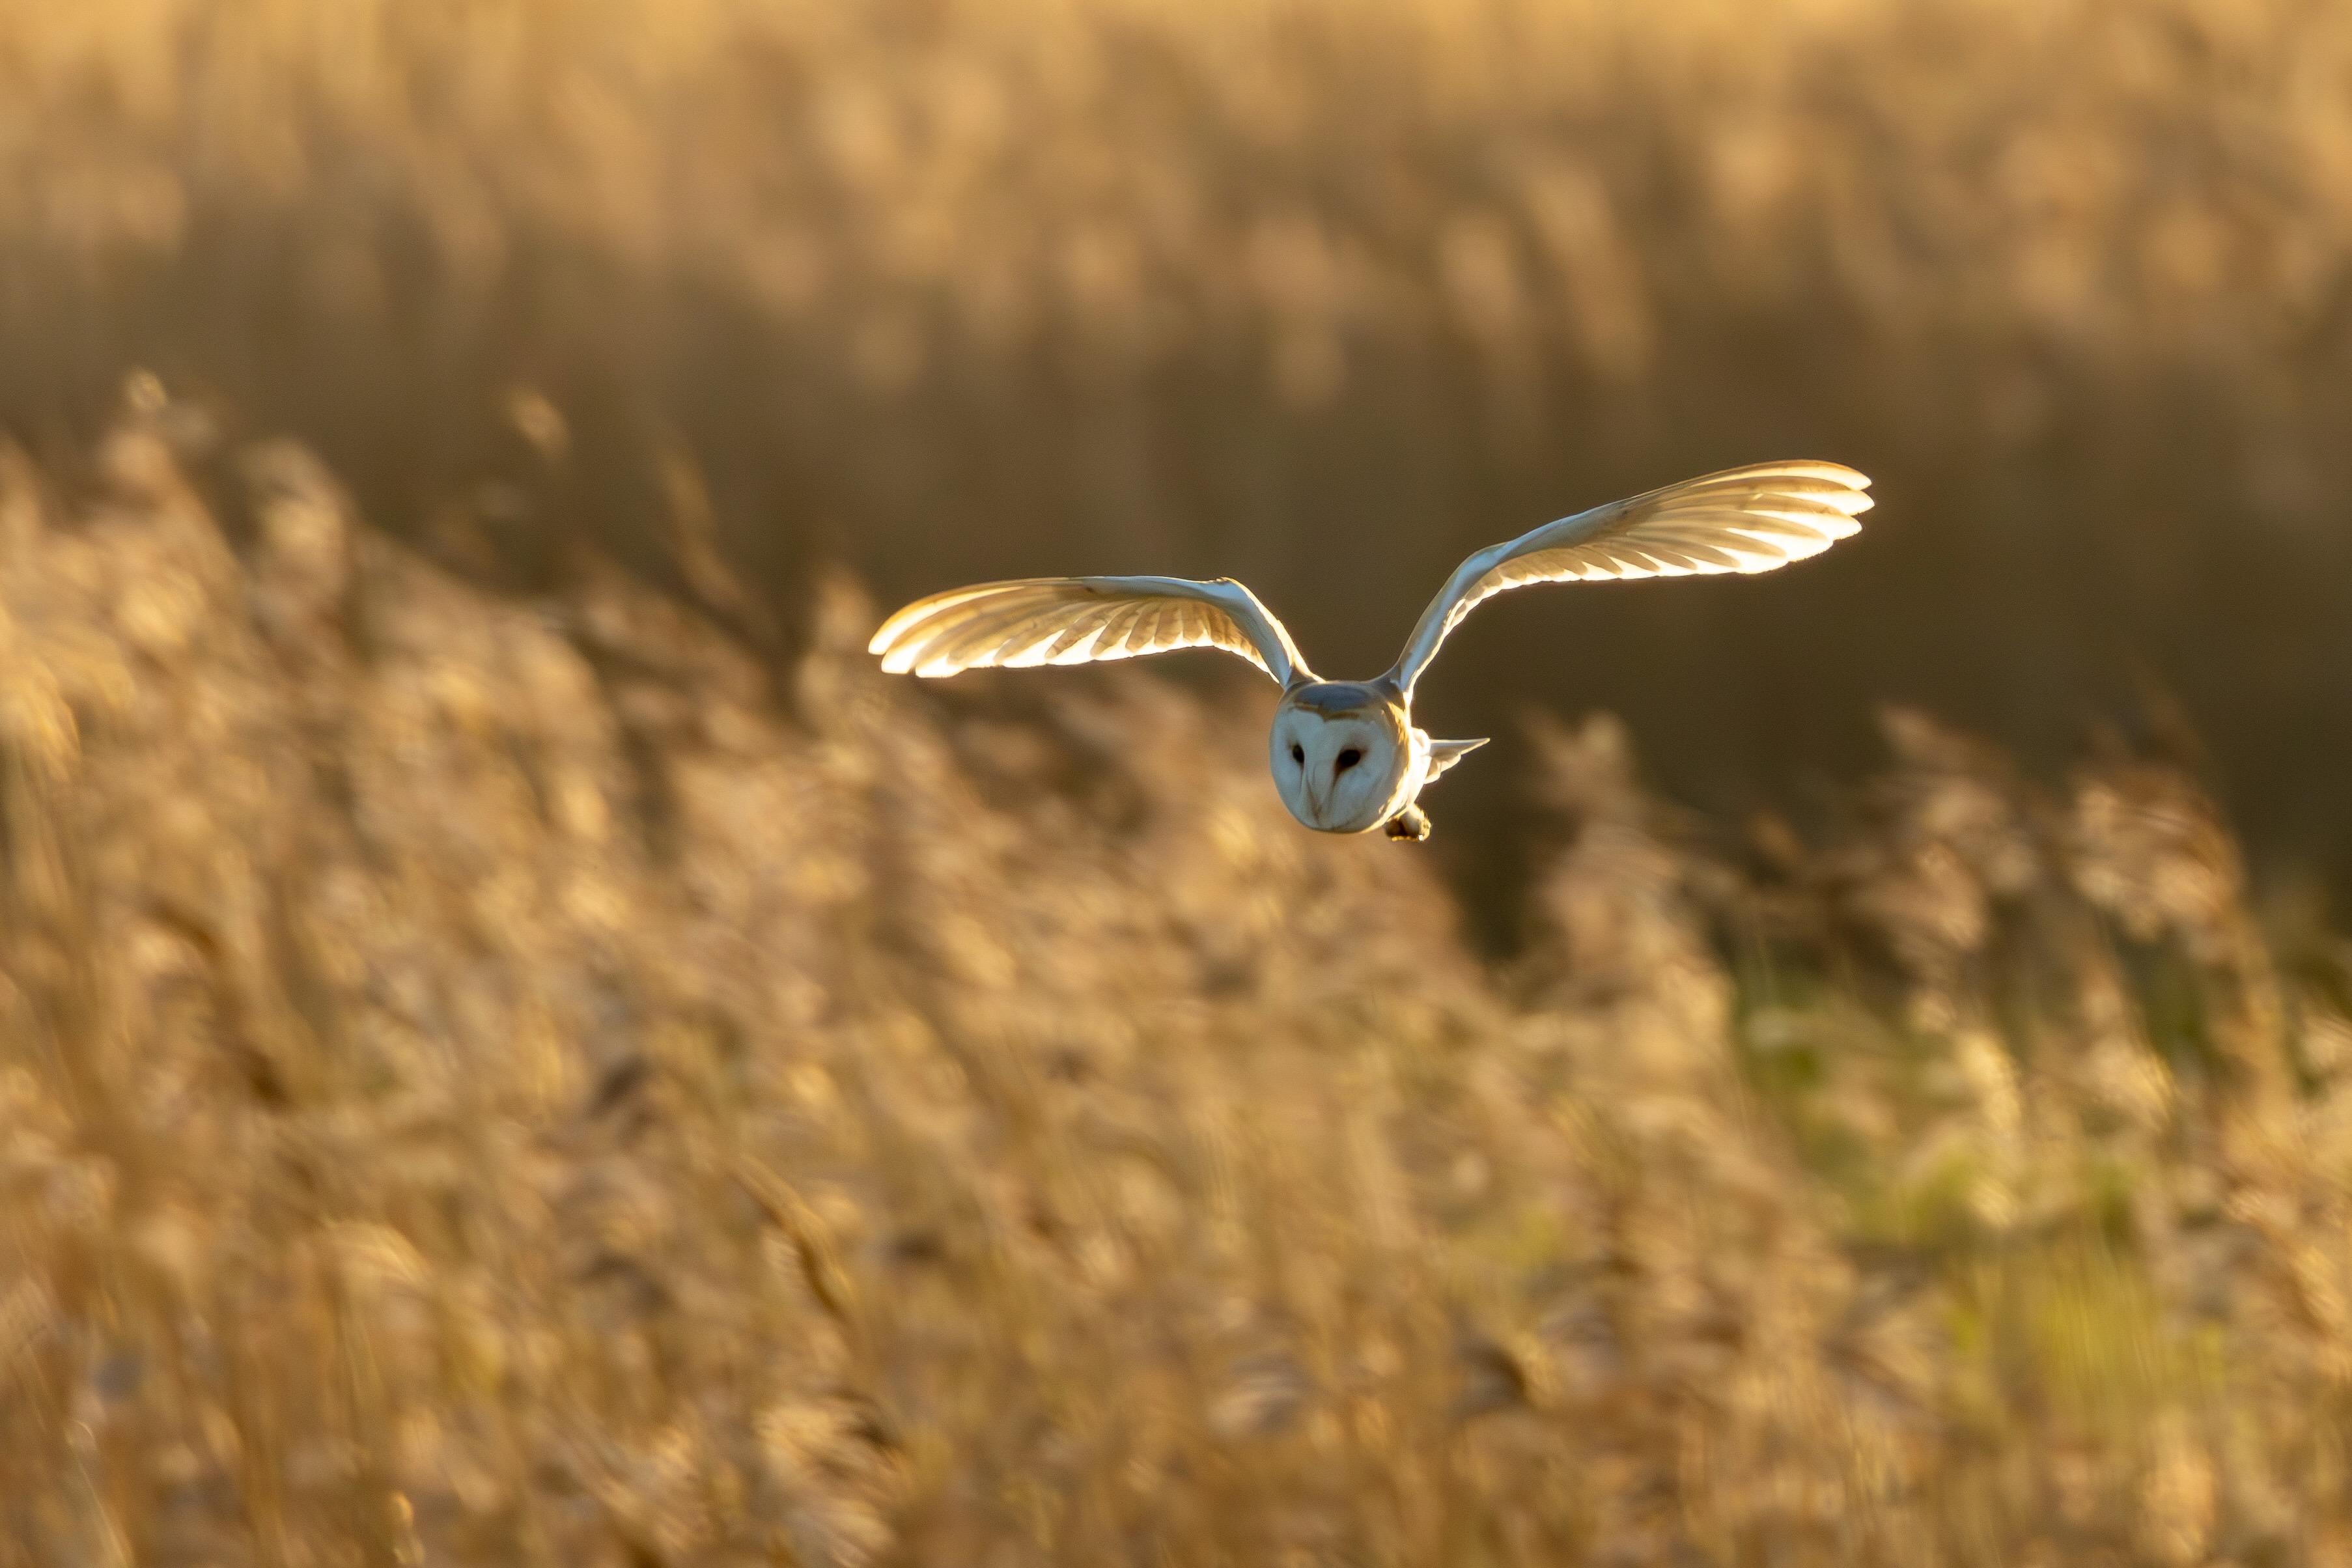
(7, 1, 2352, 1559)
(1, 400, 2350, 1562)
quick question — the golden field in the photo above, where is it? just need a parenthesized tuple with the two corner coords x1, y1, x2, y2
(5, 0, 2352, 1563)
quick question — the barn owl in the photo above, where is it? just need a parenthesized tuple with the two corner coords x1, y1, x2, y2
(869, 462, 1871, 841)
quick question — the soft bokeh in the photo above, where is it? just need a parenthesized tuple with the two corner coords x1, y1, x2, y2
(6, 0, 2351, 903)
(4, 1, 2352, 1563)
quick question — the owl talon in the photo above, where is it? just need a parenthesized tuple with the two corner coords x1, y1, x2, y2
(1384, 805, 1431, 842)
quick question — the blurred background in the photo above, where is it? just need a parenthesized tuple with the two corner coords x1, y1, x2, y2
(6, 0, 2352, 1563)
(7, 0, 2351, 927)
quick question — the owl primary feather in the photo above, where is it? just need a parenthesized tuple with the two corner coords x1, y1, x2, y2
(869, 461, 1872, 841)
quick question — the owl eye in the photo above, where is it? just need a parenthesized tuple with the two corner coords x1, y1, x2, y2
(1336, 748, 1362, 772)
(1290, 743, 1305, 765)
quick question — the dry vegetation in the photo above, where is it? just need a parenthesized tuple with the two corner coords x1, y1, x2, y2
(5, 0, 2352, 1563)
(7, 401, 2352, 1565)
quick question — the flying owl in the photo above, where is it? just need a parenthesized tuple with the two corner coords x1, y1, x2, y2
(869, 462, 1871, 841)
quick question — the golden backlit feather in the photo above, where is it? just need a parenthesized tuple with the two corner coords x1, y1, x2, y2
(869, 575, 1309, 686)
(1386, 462, 1873, 697)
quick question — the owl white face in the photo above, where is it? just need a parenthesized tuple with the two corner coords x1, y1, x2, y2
(1270, 689, 1412, 833)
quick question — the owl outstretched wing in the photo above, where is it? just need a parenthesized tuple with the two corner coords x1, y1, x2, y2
(1385, 462, 1872, 698)
(869, 574, 1313, 688)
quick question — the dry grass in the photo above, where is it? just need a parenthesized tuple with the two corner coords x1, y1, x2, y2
(3, 405, 2352, 1565)
(6, 0, 2352, 1562)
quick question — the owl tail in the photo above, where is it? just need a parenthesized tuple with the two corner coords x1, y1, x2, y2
(1424, 737, 1489, 784)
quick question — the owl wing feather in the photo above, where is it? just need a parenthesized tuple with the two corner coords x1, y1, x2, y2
(869, 575, 1311, 688)
(1423, 737, 1488, 784)
(1384, 462, 1872, 698)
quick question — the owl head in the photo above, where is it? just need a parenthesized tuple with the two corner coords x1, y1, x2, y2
(1270, 683, 1412, 833)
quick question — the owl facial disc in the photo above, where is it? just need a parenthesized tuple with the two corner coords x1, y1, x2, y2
(1269, 682, 1416, 834)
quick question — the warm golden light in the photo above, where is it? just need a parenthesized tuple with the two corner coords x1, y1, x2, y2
(1, 1, 2349, 1561)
